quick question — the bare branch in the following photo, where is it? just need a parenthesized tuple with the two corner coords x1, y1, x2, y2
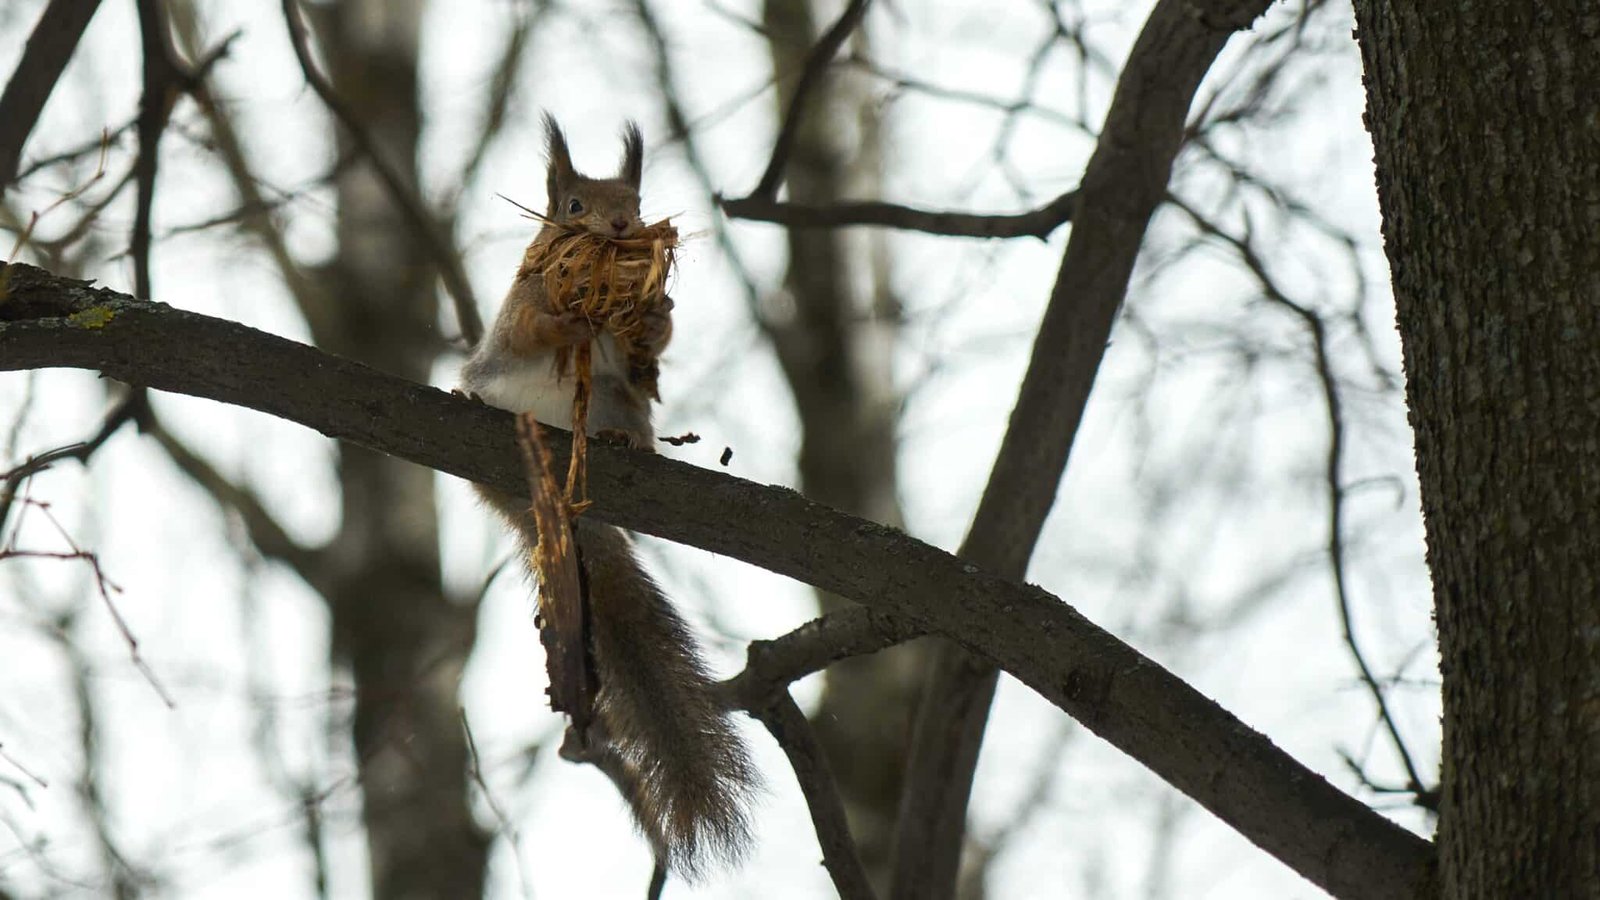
(2, 498, 175, 708)
(142, 409, 329, 593)
(169, 5, 330, 333)
(750, 693, 876, 900)
(279, 0, 484, 345)
(14, 118, 134, 184)
(0, 264, 1435, 899)
(0, 743, 48, 791)
(0, 0, 104, 191)
(0, 391, 147, 536)
(721, 189, 1079, 239)
(1169, 195, 1432, 804)
(461, 711, 535, 900)
(130, 0, 181, 301)
(632, 0, 764, 319)
(58, 610, 147, 899)
(129, 2, 239, 300)
(724, 606, 925, 709)
(447, 5, 542, 205)
(748, 0, 871, 199)
(889, 2, 1278, 894)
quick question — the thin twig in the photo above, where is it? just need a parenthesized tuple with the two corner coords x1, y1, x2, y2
(280, 0, 483, 344)
(1169, 194, 1430, 802)
(461, 711, 535, 900)
(749, 0, 872, 199)
(62, 615, 144, 900)
(14, 118, 135, 183)
(1337, 749, 1439, 812)
(0, 390, 148, 536)
(3, 498, 174, 708)
(448, 3, 543, 205)
(0, 743, 48, 790)
(751, 693, 877, 900)
(629, 0, 765, 324)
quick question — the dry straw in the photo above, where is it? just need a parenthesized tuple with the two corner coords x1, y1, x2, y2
(516, 212, 678, 391)
(508, 203, 679, 507)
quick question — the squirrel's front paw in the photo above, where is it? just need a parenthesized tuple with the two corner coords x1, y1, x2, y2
(637, 301, 673, 352)
(451, 387, 486, 403)
(549, 310, 599, 347)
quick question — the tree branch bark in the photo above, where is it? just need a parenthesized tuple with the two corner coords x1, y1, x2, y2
(0, 0, 103, 191)
(0, 262, 1434, 899)
(720, 189, 1078, 239)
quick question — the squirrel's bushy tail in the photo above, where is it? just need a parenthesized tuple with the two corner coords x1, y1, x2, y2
(568, 519, 757, 877)
(480, 482, 756, 876)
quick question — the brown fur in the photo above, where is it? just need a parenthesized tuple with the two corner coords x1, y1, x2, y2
(477, 487, 756, 875)
(463, 116, 757, 877)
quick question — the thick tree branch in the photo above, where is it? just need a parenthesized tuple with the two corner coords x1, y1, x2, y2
(0, 0, 103, 192)
(720, 190, 1079, 240)
(0, 263, 1434, 899)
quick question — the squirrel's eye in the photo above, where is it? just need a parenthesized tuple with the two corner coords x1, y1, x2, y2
(567, 197, 583, 215)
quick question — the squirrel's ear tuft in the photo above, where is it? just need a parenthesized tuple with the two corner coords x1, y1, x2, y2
(544, 113, 576, 202)
(618, 122, 643, 191)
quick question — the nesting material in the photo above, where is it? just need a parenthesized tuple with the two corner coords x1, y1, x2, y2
(517, 215, 678, 400)
(516, 413, 596, 731)
(514, 212, 679, 507)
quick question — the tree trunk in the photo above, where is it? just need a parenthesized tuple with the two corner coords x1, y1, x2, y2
(317, 1, 488, 896)
(761, 2, 923, 891)
(1351, 5, 1600, 897)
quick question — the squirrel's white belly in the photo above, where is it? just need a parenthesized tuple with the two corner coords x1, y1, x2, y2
(474, 356, 576, 426)
(467, 334, 630, 429)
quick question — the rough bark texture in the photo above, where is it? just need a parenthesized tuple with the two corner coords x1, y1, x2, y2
(0, 266, 1437, 899)
(1351, 5, 1600, 898)
(316, 1, 488, 895)
(762, 2, 923, 890)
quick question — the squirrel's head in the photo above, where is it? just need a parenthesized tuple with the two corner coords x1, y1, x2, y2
(544, 114, 645, 238)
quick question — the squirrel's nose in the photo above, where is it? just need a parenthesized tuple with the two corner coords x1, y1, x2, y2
(611, 218, 629, 234)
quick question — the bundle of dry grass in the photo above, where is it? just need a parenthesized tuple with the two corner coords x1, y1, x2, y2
(515, 213, 679, 507)
(518, 215, 678, 391)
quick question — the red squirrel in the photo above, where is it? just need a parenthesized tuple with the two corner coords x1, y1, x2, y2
(459, 115, 756, 877)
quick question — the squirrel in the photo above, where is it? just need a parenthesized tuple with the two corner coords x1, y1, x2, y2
(459, 115, 757, 878)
